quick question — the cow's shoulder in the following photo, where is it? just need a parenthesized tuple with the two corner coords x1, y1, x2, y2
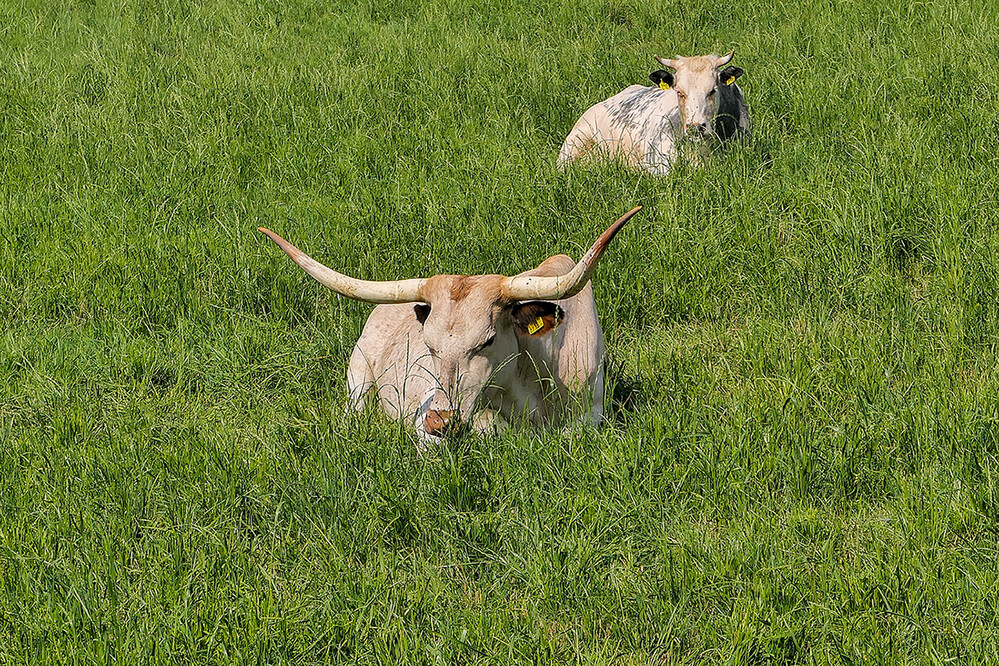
(359, 303, 424, 344)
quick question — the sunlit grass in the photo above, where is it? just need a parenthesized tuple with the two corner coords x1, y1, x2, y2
(3, 0, 999, 662)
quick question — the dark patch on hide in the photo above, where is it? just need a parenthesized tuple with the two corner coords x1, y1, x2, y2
(607, 88, 662, 130)
(713, 81, 748, 141)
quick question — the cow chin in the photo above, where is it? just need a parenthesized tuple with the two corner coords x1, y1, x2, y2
(679, 128, 718, 164)
(681, 123, 716, 143)
(683, 131, 709, 144)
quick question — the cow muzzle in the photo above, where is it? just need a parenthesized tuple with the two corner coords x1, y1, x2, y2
(424, 409, 456, 437)
(685, 122, 709, 137)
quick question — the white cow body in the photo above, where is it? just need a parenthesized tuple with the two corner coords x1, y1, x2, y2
(558, 84, 683, 175)
(348, 255, 605, 437)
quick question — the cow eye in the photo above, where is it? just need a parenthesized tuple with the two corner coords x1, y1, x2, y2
(473, 335, 496, 353)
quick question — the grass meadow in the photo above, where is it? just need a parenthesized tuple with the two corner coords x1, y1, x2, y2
(3, 0, 999, 662)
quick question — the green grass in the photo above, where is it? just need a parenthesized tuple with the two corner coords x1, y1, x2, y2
(3, 0, 999, 662)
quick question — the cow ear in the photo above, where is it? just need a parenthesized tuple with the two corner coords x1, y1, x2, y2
(649, 70, 674, 90)
(719, 66, 744, 86)
(414, 304, 431, 324)
(510, 301, 565, 338)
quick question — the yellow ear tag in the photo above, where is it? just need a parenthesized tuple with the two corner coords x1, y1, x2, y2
(527, 316, 545, 335)
(725, 76, 736, 85)
(659, 81, 671, 90)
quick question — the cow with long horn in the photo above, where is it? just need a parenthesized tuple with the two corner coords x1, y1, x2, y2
(259, 206, 641, 441)
(558, 50, 750, 175)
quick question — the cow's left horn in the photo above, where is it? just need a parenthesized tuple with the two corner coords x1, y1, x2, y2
(654, 55, 679, 70)
(500, 206, 642, 302)
(259, 228, 427, 304)
(716, 49, 735, 67)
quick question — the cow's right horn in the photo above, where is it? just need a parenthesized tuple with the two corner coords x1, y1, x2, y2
(500, 206, 642, 302)
(259, 228, 427, 304)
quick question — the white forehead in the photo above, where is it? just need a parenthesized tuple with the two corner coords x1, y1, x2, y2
(423, 306, 495, 346)
(672, 56, 719, 90)
(420, 294, 499, 354)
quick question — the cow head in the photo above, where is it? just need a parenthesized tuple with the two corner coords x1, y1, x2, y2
(409, 273, 568, 437)
(259, 206, 642, 439)
(651, 50, 744, 138)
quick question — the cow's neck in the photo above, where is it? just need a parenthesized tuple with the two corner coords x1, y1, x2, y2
(713, 86, 744, 141)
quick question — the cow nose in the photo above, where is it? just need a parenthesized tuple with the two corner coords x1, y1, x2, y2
(424, 409, 455, 437)
(686, 122, 708, 135)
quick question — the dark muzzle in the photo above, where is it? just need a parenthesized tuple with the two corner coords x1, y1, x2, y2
(685, 122, 709, 136)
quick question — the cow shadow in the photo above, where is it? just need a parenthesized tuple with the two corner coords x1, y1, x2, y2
(604, 357, 645, 425)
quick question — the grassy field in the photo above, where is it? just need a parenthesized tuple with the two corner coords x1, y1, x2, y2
(3, 0, 999, 662)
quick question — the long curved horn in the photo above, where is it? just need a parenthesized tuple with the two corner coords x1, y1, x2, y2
(716, 49, 735, 67)
(654, 55, 679, 69)
(259, 228, 427, 304)
(500, 206, 642, 302)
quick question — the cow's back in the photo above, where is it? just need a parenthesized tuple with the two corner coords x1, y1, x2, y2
(558, 84, 679, 173)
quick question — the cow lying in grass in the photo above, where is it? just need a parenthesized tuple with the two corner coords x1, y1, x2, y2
(259, 206, 641, 441)
(558, 50, 750, 175)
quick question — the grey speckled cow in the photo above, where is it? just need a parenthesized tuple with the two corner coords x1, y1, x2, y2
(558, 50, 750, 175)
(259, 206, 641, 443)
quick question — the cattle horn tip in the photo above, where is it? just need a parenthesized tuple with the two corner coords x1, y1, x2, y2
(257, 226, 302, 260)
(613, 205, 643, 228)
(258, 227, 286, 246)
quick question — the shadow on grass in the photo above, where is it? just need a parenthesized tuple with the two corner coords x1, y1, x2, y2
(605, 356, 644, 425)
